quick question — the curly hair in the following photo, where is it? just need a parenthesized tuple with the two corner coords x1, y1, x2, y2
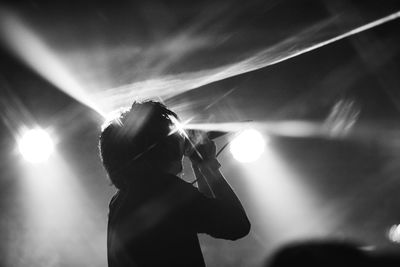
(99, 100, 184, 189)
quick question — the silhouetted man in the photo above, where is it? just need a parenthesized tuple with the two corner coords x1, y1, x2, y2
(99, 100, 250, 267)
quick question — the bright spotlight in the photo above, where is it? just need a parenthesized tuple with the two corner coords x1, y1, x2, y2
(230, 129, 266, 163)
(18, 128, 54, 163)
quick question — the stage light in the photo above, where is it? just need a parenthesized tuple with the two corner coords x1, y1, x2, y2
(230, 129, 266, 163)
(18, 128, 54, 163)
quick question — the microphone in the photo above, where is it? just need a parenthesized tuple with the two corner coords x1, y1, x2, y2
(184, 129, 228, 156)
(186, 129, 228, 141)
(207, 130, 228, 140)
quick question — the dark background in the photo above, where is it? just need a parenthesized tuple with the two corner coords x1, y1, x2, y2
(0, 1, 400, 266)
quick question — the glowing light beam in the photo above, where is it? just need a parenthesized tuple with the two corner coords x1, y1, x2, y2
(237, 148, 339, 247)
(101, 10, 400, 109)
(184, 121, 326, 138)
(18, 154, 107, 266)
(0, 10, 105, 117)
(0, 8, 398, 116)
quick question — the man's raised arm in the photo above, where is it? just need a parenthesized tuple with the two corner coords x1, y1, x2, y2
(189, 138, 251, 240)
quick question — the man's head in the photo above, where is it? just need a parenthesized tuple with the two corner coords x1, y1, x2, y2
(99, 100, 185, 189)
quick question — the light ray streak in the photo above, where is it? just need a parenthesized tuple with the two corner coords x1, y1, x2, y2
(185, 120, 400, 144)
(245, 10, 400, 71)
(0, 10, 105, 117)
(203, 88, 236, 110)
(185, 121, 326, 138)
(102, 11, 400, 110)
(237, 149, 336, 247)
(16, 153, 106, 266)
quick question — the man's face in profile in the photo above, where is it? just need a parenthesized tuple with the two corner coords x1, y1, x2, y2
(165, 114, 188, 176)
(166, 133, 186, 176)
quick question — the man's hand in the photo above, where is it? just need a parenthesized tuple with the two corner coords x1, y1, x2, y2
(185, 131, 251, 239)
(186, 131, 217, 164)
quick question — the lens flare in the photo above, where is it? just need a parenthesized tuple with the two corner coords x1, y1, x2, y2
(168, 114, 190, 139)
(230, 129, 266, 163)
(18, 128, 54, 163)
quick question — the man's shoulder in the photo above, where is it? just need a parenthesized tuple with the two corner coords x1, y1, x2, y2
(161, 173, 196, 190)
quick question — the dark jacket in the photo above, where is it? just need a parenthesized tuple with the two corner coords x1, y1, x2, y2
(107, 170, 250, 267)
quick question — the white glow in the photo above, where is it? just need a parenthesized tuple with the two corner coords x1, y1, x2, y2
(230, 129, 266, 163)
(18, 154, 104, 266)
(237, 150, 335, 246)
(388, 224, 400, 243)
(18, 129, 54, 163)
